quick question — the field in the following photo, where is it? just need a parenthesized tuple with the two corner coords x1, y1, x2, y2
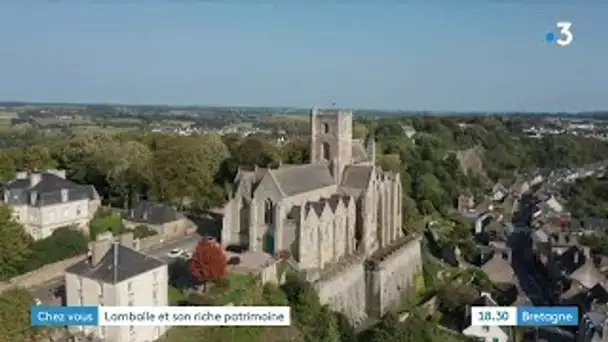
(263, 114, 309, 123)
(0, 111, 18, 131)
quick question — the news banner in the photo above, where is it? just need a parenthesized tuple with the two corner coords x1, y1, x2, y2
(471, 306, 579, 326)
(31, 306, 291, 327)
(31, 305, 579, 327)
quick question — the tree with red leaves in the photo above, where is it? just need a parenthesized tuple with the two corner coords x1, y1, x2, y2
(188, 238, 227, 291)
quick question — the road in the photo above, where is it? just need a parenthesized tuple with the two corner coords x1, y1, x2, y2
(31, 234, 201, 304)
(509, 194, 576, 341)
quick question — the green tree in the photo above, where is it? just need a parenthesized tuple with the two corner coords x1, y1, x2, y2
(150, 135, 222, 209)
(20, 145, 56, 171)
(0, 204, 33, 280)
(234, 135, 281, 169)
(0, 149, 16, 181)
(89, 211, 127, 240)
(22, 227, 88, 272)
(0, 288, 42, 342)
(281, 274, 341, 342)
(282, 138, 310, 164)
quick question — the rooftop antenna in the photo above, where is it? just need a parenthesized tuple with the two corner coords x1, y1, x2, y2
(113, 241, 118, 283)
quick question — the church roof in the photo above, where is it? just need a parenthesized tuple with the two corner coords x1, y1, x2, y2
(339, 165, 374, 196)
(270, 163, 334, 197)
(570, 260, 605, 289)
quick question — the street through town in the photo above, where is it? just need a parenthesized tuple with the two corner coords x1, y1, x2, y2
(509, 194, 576, 342)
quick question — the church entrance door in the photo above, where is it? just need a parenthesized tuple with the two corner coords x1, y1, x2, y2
(263, 231, 275, 255)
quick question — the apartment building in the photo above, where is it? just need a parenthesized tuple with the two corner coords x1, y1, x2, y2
(2, 169, 100, 240)
(65, 232, 169, 342)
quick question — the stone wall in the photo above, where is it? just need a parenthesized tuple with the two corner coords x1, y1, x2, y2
(253, 258, 284, 285)
(366, 235, 423, 318)
(315, 255, 368, 327)
(0, 234, 190, 294)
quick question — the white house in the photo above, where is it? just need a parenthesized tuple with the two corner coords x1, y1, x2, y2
(462, 293, 510, 342)
(65, 232, 169, 342)
(2, 170, 100, 240)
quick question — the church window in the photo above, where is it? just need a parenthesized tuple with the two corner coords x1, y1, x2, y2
(322, 142, 331, 160)
(322, 123, 329, 133)
(264, 199, 274, 225)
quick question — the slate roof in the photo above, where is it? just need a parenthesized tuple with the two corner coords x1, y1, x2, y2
(270, 163, 334, 197)
(481, 252, 515, 284)
(4, 172, 98, 207)
(66, 243, 165, 284)
(570, 260, 606, 289)
(339, 165, 374, 197)
(123, 201, 180, 225)
(583, 217, 608, 233)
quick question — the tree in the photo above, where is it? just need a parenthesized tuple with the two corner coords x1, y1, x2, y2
(282, 138, 310, 164)
(150, 135, 223, 209)
(233, 135, 281, 169)
(22, 227, 88, 272)
(0, 288, 43, 342)
(20, 145, 56, 171)
(281, 273, 341, 342)
(89, 211, 127, 240)
(0, 204, 33, 280)
(0, 149, 16, 182)
(188, 238, 227, 290)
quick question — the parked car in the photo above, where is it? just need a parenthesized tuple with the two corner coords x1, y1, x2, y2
(167, 248, 184, 258)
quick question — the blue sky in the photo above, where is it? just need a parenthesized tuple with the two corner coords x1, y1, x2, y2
(0, 2, 605, 112)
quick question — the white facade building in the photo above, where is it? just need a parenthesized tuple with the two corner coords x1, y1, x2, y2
(2, 170, 100, 240)
(65, 232, 169, 342)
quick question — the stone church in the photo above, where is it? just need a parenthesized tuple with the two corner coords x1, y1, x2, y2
(222, 108, 422, 325)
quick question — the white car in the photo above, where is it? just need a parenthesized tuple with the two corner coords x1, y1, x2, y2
(34, 298, 42, 306)
(167, 248, 184, 258)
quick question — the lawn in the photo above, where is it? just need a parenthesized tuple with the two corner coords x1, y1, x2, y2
(169, 273, 255, 306)
(161, 274, 298, 342)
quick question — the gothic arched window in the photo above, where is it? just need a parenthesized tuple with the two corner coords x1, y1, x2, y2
(322, 142, 331, 160)
(264, 199, 274, 225)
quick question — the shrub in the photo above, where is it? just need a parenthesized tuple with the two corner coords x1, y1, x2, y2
(89, 211, 126, 240)
(132, 225, 158, 238)
(21, 227, 88, 272)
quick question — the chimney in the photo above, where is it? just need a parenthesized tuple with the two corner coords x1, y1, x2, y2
(60, 189, 69, 202)
(29, 173, 42, 187)
(29, 191, 37, 206)
(91, 232, 113, 266)
(119, 232, 135, 249)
